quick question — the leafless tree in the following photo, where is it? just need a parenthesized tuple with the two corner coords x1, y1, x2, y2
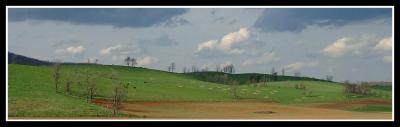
(170, 63, 175, 72)
(294, 72, 301, 77)
(81, 69, 98, 102)
(344, 81, 371, 96)
(216, 64, 221, 72)
(202, 66, 208, 72)
(263, 75, 268, 87)
(303, 89, 312, 97)
(183, 67, 187, 73)
(326, 75, 334, 81)
(130, 57, 137, 67)
(112, 81, 126, 116)
(221, 74, 229, 85)
(246, 80, 251, 87)
(110, 69, 127, 116)
(281, 67, 285, 76)
(295, 83, 306, 89)
(222, 64, 235, 74)
(191, 65, 197, 72)
(230, 80, 239, 99)
(95, 59, 98, 64)
(52, 59, 61, 92)
(271, 67, 275, 75)
(65, 73, 72, 95)
(231, 64, 235, 73)
(124, 57, 131, 67)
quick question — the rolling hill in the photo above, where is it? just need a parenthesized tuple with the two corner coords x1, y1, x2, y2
(184, 71, 331, 85)
(8, 52, 52, 66)
(8, 63, 391, 117)
(6, 52, 391, 117)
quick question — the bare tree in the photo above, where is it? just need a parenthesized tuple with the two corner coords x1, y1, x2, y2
(130, 57, 137, 67)
(216, 64, 221, 72)
(112, 81, 126, 116)
(326, 75, 334, 81)
(230, 80, 239, 99)
(202, 65, 208, 72)
(170, 63, 175, 72)
(110, 69, 127, 116)
(84, 69, 97, 102)
(65, 73, 72, 95)
(183, 67, 187, 73)
(95, 59, 98, 64)
(294, 72, 301, 77)
(124, 57, 131, 67)
(222, 64, 235, 74)
(270, 67, 278, 81)
(271, 67, 275, 75)
(263, 74, 268, 87)
(53, 59, 61, 92)
(303, 89, 312, 97)
(191, 65, 197, 72)
(281, 67, 285, 76)
(343, 80, 371, 96)
(221, 74, 229, 85)
(230, 64, 235, 74)
(87, 58, 90, 64)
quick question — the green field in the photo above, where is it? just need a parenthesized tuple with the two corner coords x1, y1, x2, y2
(8, 64, 392, 117)
(185, 71, 328, 85)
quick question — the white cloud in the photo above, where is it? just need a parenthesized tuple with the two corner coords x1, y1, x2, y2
(196, 28, 250, 55)
(100, 45, 124, 55)
(243, 52, 279, 65)
(229, 49, 245, 54)
(100, 44, 142, 56)
(370, 37, 392, 64)
(55, 45, 85, 55)
(197, 40, 218, 51)
(383, 55, 392, 63)
(137, 56, 159, 66)
(285, 62, 305, 71)
(322, 38, 348, 57)
(374, 36, 392, 52)
(220, 28, 250, 50)
(321, 37, 368, 57)
(284, 61, 319, 71)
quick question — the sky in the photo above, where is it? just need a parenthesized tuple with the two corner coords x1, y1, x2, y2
(7, 8, 393, 82)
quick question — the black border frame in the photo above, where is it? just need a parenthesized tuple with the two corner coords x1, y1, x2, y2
(2, 0, 398, 126)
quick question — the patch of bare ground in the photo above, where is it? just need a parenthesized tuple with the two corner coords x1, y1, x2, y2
(93, 99, 392, 119)
(298, 99, 392, 110)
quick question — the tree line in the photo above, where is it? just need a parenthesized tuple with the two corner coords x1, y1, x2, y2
(52, 60, 132, 116)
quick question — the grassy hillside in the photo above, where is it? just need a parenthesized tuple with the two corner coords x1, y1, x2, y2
(8, 64, 392, 117)
(184, 71, 330, 85)
(8, 64, 115, 117)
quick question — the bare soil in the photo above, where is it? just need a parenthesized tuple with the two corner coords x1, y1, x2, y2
(92, 99, 392, 119)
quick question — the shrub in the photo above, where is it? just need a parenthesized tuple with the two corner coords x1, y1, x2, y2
(344, 81, 371, 96)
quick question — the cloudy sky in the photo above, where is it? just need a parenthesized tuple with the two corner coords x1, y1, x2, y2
(7, 8, 393, 82)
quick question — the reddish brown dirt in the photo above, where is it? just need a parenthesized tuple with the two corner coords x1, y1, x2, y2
(93, 99, 392, 119)
(299, 99, 392, 110)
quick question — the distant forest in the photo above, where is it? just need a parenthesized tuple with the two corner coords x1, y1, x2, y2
(8, 52, 51, 66)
